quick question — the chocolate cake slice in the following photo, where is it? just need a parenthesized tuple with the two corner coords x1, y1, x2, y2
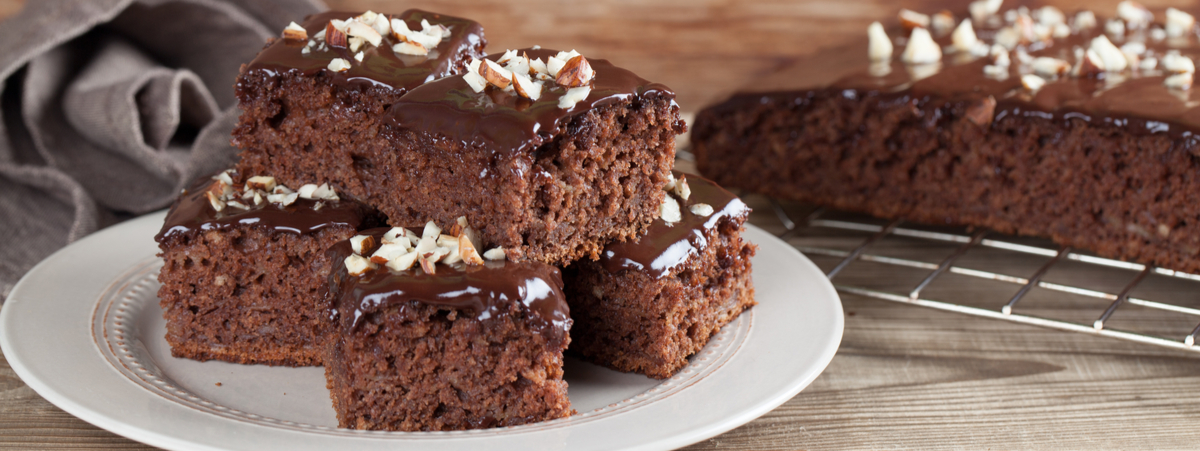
(562, 171, 756, 378)
(693, 3, 1200, 273)
(244, 46, 684, 265)
(233, 9, 486, 189)
(323, 225, 572, 431)
(156, 170, 383, 366)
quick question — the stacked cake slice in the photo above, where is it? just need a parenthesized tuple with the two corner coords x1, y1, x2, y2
(156, 8, 757, 432)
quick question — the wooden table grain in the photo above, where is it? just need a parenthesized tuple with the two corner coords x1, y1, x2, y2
(6, 0, 1200, 449)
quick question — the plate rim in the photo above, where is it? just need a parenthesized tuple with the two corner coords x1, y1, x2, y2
(0, 210, 843, 451)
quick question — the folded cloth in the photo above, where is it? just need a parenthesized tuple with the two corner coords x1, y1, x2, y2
(0, 0, 325, 302)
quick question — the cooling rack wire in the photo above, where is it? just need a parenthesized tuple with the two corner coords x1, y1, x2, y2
(758, 195, 1200, 353)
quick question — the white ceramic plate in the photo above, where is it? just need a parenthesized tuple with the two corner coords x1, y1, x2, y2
(0, 211, 842, 451)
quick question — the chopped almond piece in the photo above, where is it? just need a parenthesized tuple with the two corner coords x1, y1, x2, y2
(480, 59, 512, 89)
(555, 55, 594, 87)
(283, 22, 307, 40)
(326, 22, 348, 48)
(460, 235, 485, 265)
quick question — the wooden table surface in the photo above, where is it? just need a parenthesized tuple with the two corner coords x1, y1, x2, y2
(6, 0, 1200, 449)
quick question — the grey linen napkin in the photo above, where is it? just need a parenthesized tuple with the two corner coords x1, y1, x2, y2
(0, 0, 325, 302)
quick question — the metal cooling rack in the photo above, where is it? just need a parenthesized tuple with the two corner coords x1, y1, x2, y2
(764, 198, 1200, 352)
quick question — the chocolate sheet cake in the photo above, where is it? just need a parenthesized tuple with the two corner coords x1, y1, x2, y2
(693, 3, 1200, 273)
(233, 9, 486, 191)
(156, 171, 382, 366)
(242, 45, 684, 265)
(323, 226, 572, 431)
(562, 172, 756, 378)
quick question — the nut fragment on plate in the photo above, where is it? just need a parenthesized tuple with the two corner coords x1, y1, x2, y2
(1031, 57, 1070, 77)
(1166, 72, 1194, 90)
(931, 11, 955, 36)
(968, 0, 1003, 23)
(282, 22, 307, 40)
(1116, 1, 1153, 29)
(1162, 51, 1196, 73)
(673, 176, 691, 201)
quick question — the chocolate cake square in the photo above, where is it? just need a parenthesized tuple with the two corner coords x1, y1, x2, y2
(323, 225, 573, 431)
(156, 171, 381, 366)
(242, 46, 685, 265)
(562, 172, 756, 379)
(233, 9, 486, 195)
(692, 4, 1200, 273)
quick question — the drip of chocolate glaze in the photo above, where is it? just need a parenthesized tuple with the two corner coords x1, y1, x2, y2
(385, 48, 677, 155)
(326, 228, 571, 346)
(600, 171, 749, 278)
(729, 12, 1200, 140)
(242, 10, 484, 91)
(155, 178, 377, 242)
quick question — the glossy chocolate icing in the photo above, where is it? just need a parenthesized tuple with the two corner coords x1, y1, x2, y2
(731, 10, 1200, 139)
(242, 10, 484, 91)
(385, 48, 677, 155)
(600, 172, 749, 278)
(155, 177, 377, 242)
(327, 228, 571, 345)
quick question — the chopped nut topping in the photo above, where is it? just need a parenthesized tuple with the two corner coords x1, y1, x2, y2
(327, 58, 351, 72)
(345, 254, 373, 276)
(463, 59, 488, 92)
(483, 247, 506, 261)
(1167, 8, 1196, 38)
(867, 22, 893, 61)
(673, 175, 691, 201)
(663, 172, 677, 192)
(900, 27, 942, 64)
(931, 11, 956, 36)
(393, 41, 428, 56)
(1074, 11, 1097, 31)
(1089, 35, 1127, 72)
(325, 22, 348, 48)
(1020, 74, 1046, 91)
(346, 20, 382, 47)
(689, 203, 714, 217)
(354, 51, 365, 62)
(350, 235, 375, 255)
(951, 19, 986, 55)
(1162, 51, 1196, 73)
(283, 22, 307, 40)
(1105, 18, 1125, 39)
(1140, 56, 1158, 71)
(1117, 1, 1152, 29)
(459, 235, 485, 265)
(899, 9, 931, 31)
(418, 254, 438, 274)
(556, 55, 595, 88)
(969, 0, 1003, 23)
(559, 86, 591, 109)
(246, 176, 276, 191)
(206, 191, 225, 212)
(386, 251, 419, 271)
(660, 195, 682, 223)
(1034, 6, 1064, 26)
(512, 73, 543, 101)
(1166, 72, 1194, 90)
(480, 59, 513, 89)
(1031, 57, 1070, 77)
(421, 221, 442, 242)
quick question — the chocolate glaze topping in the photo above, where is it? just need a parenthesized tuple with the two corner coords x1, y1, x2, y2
(385, 48, 677, 155)
(327, 228, 571, 346)
(242, 10, 484, 91)
(601, 171, 749, 278)
(725, 10, 1200, 140)
(155, 177, 377, 242)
